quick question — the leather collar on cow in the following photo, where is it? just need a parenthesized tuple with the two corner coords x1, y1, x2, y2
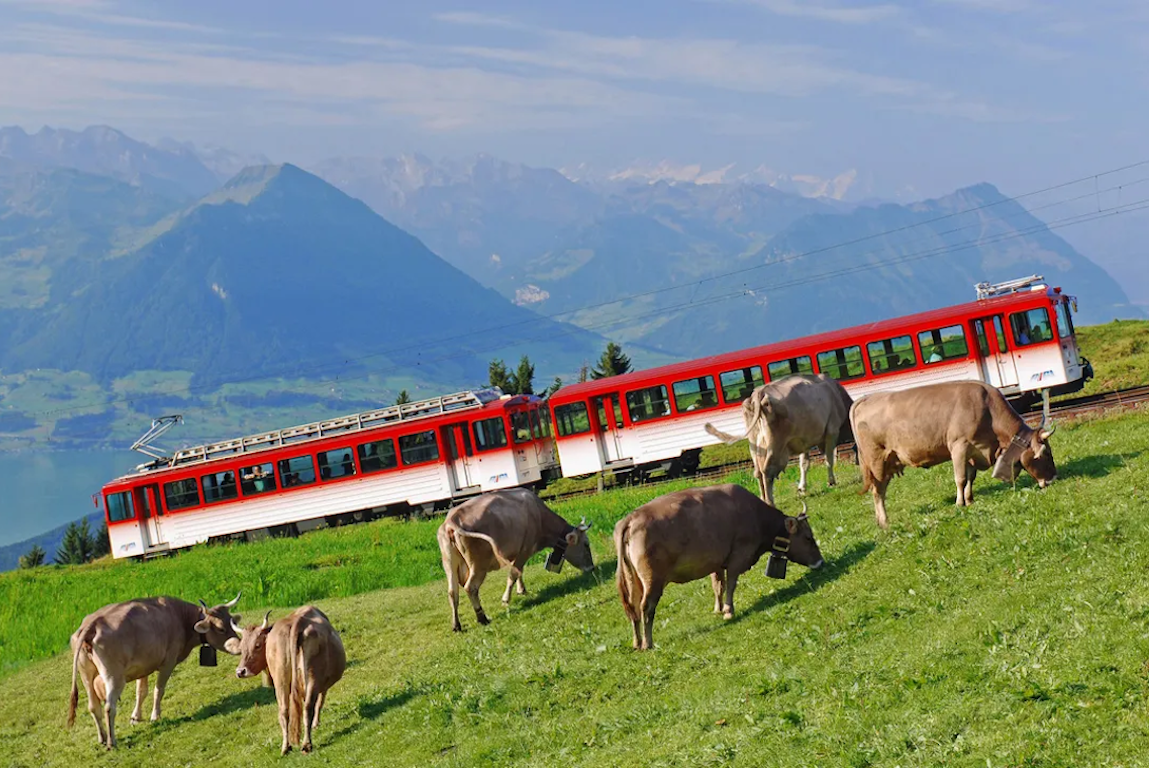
(545, 539, 567, 573)
(992, 429, 1031, 482)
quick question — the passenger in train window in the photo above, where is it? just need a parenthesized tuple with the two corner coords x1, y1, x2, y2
(927, 347, 943, 363)
(341, 453, 354, 475)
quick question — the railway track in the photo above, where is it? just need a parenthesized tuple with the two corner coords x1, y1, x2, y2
(542, 385, 1149, 503)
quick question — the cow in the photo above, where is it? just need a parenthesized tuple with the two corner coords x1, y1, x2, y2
(705, 374, 853, 506)
(233, 606, 346, 755)
(66, 593, 242, 749)
(614, 484, 823, 650)
(437, 488, 594, 632)
(849, 380, 1057, 530)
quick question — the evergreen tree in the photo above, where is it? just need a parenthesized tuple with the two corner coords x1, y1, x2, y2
(577, 363, 589, 384)
(488, 359, 513, 392)
(510, 355, 535, 395)
(18, 544, 46, 569)
(55, 518, 97, 565)
(93, 521, 111, 558)
(591, 342, 632, 380)
(542, 377, 563, 398)
(395, 390, 411, 405)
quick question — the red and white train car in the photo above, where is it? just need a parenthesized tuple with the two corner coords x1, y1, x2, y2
(547, 276, 1092, 479)
(101, 389, 558, 559)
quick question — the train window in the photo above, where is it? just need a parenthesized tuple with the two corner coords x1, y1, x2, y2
(277, 455, 316, 488)
(240, 463, 278, 495)
(357, 439, 397, 474)
(510, 412, 532, 444)
(529, 409, 545, 440)
(399, 431, 440, 465)
(318, 448, 356, 480)
(867, 336, 917, 375)
(1055, 302, 1075, 338)
(626, 385, 671, 423)
(474, 417, 511, 450)
(106, 491, 135, 522)
(163, 478, 200, 511)
(672, 376, 719, 413)
(918, 325, 968, 364)
(201, 471, 239, 504)
(1010, 308, 1054, 347)
(720, 366, 765, 403)
(767, 356, 813, 381)
(816, 346, 865, 380)
(554, 402, 591, 436)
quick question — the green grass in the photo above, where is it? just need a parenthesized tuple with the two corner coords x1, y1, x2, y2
(1072, 319, 1149, 397)
(2, 408, 1149, 766)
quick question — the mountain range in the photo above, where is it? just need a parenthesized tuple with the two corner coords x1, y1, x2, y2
(0, 123, 1144, 451)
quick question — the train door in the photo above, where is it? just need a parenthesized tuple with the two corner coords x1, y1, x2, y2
(135, 483, 165, 549)
(971, 314, 1019, 389)
(591, 394, 625, 465)
(441, 423, 477, 492)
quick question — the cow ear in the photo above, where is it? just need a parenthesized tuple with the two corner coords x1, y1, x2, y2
(784, 517, 798, 535)
(193, 619, 209, 634)
(565, 530, 578, 546)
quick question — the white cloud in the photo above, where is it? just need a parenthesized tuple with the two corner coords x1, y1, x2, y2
(723, 0, 902, 24)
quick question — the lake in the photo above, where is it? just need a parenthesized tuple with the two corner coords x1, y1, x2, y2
(0, 449, 139, 547)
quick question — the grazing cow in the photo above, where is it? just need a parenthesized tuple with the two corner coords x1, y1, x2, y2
(67, 593, 242, 748)
(849, 380, 1057, 530)
(233, 606, 345, 755)
(614, 484, 823, 650)
(437, 488, 594, 631)
(705, 374, 853, 506)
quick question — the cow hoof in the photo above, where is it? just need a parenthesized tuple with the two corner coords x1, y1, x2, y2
(130, 717, 141, 724)
(281, 746, 292, 756)
(477, 614, 491, 625)
(302, 743, 313, 754)
(452, 623, 463, 633)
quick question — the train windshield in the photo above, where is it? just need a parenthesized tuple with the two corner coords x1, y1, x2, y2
(1055, 301, 1075, 338)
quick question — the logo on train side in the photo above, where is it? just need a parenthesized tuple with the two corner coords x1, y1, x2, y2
(1030, 370, 1056, 382)
(118, 542, 138, 553)
(489, 472, 509, 484)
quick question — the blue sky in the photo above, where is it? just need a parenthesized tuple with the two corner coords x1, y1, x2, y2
(0, 0, 1144, 197)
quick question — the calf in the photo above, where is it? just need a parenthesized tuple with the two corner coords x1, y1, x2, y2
(614, 484, 823, 650)
(705, 374, 853, 505)
(850, 380, 1057, 529)
(67, 593, 242, 748)
(234, 606, 346, 755)
(437, 488, 593, 631)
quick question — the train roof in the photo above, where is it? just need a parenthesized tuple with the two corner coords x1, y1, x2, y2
(552, 281, 1063, 401)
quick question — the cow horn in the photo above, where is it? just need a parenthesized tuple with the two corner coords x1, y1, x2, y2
(798, 501, 808, 520)
(198, 599, 208, 612)
(231, 619, 245, 638)
(1039, 422, 1056, 441)
(260, 610, 271, 630)
(577, 516, 591, 531)
(223, 591, 241, 609)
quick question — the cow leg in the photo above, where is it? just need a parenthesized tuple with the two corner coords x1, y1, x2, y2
(102, 675, 125, 749)
(151, 663, 176, 722)
(824, 435, 838, 487)
(965, 465, 976, 505)
(763, 475, 776, 507)
(950, 445, 971, 507)
(464, 569, 491, 625)
(722, 572, 741, 620)
(312, 691, 326, 730)
(872, 479, 890, 530)
(502, 560, 527, 606)
(274, 674, 292, 755)
(82, 665, 107, 746)
(130, 677, 147, 723)
(711, 571, 726, 614)
(640, 578, 666, 650)
(516, 573, 527, 595)
(301, 679, 319, 753)
(797, 452, 810, 496)
(754, 466, 768, 503)
(445, 551, 467, 632)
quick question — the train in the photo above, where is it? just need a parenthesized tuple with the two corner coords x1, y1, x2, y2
(100, 275, 1092, 559)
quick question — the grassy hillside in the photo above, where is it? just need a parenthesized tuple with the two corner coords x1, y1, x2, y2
(1073, 318, 1149, 396)
(1, 407, 1147, 766)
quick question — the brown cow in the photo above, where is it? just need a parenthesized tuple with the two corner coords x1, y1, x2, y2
(705, 374, 853, 505)
(233, 606, 346, 755)
(437, 488, 593, 631)
(849, 380, 1057, 530)
(614, 484, 823, 650)
(67, 593, 242, 748)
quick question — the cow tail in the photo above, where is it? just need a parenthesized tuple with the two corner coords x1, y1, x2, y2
(288, 627, 305, 746)
(614, 521, 640, 623)
(66, 626, 94, 728)
(703, 423, 745, 444)
(849, 404, 873, 493)
(447, 523, 514, 569)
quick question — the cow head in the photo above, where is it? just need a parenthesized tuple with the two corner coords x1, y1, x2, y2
(1020, 422, 1057, 488)
(193, 592, 243, 655)
(233, 611, 273, 679)
(562, 518, 595, 573)
(781, 506, 824, 570)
